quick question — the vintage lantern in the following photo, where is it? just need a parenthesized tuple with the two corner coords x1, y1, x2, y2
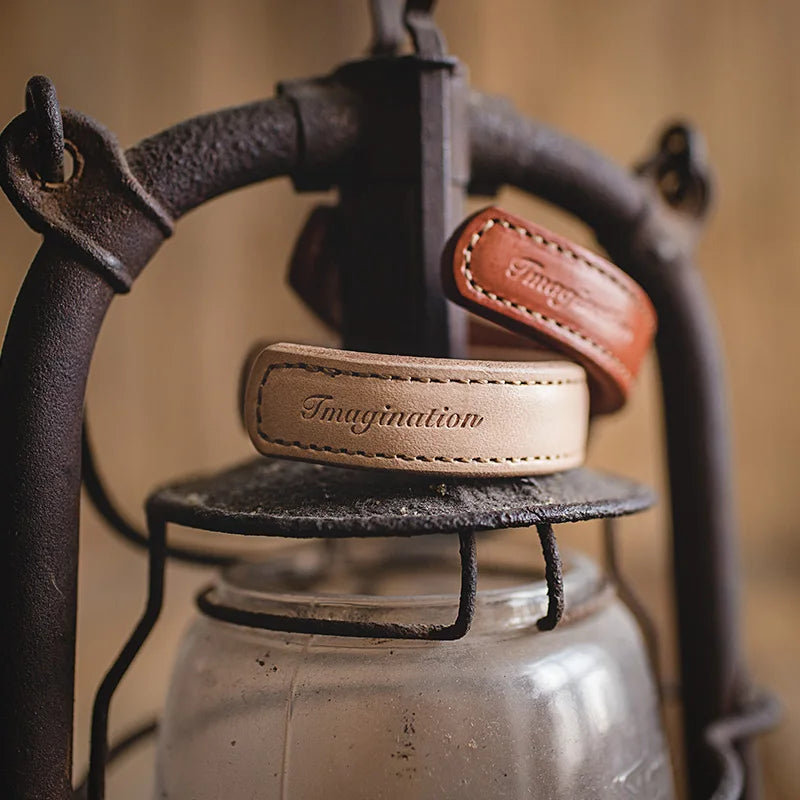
(0, 2, 778, 799)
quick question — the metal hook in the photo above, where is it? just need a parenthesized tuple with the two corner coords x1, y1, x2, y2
(535, 523, 564, 631)
(636, 120, 712, 220)
(404, 0, 444, 59)
(369, 0, 406, 56)
(24, 75, 65, 184)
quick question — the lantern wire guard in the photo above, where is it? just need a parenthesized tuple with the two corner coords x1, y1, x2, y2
(0, 2, 780, 799)
(88, 456, 656, 798)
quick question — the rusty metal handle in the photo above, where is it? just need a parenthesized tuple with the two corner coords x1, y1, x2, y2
(0, 86, 321, 800)
(468, 90, 760, 799)
(126, 86, 362, 219)
(468, 91, 649, 233)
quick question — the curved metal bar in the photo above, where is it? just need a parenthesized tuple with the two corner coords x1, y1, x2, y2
(535, 523, 564, 631)
(0, 94, 309, 800)
(705, 690, 781, 800)
(87, 513, 166, 800)
(195, 529, 477, 641)
(126, 89, 361, 219)
(469, 91, 752, 799)
(635, 246, 750, 800)
(82, 413, 235, 567)
(73, 719, 158, 800)
(0, 244, 117, 800)
(468, 91, 649, 234)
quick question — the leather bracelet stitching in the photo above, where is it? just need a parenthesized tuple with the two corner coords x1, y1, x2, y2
(461, 217, 636, 380)
(254, 361, 582, 464)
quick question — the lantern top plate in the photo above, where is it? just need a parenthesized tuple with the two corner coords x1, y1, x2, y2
(145, 457, 655, 538)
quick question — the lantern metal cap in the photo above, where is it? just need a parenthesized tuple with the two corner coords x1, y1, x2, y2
(145, 457, 655, 538)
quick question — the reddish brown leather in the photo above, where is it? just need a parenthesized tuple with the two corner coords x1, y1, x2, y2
(442, 207, 656, 413)
(287, 205, 343, 330)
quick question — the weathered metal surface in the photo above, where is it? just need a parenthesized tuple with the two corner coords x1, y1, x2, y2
(1, 105, 173, 293)
(0, 83, 303, 800)
(620, 134, 752, 800)
(290, 0, 468, 359)
(0, 85, 173, 798)
(145, 457, 656, 538)
(468, 90, 647, 227)
(622, 124, 749, 799)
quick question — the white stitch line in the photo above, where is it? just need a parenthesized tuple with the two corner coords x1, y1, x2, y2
(254, 361, 582, 464)
(461, 217, 634, 380)
(262, 438, 578, 464)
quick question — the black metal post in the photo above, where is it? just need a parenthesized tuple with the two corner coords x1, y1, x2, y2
(328, 38, 468, 358)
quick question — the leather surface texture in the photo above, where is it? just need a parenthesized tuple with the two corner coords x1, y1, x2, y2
(244, 342, 589, 476)
(442, 206, 656, 413)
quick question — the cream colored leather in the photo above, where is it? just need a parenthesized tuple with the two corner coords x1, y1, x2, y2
(244, 343, 589, 476)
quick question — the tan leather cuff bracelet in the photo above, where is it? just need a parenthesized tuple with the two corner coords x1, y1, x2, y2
(442, 207, 656, 414)
(244, 343, 589, 477)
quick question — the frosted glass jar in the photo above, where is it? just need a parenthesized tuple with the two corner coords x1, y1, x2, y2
(155, 537, 674, 799)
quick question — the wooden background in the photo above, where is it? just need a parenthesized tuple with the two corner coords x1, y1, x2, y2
(0, 1, 797, 797)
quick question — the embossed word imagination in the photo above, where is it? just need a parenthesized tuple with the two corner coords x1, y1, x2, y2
(301, 395, 484, 436)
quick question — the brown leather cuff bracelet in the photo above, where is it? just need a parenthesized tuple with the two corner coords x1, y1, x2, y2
(244, 343, 589, 477)
(442, 207, 656, 413)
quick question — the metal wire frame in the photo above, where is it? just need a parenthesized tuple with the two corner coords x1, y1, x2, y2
(195, 523, 564, 638)
(85, 508, 567, 799)
(602, 517, 663, 692)
(84, 503, 777, 800)
(83, 404, 568, 641)
(73, 719, 157, 799)
(197, 530, 478, 641)
(87, 514, 166, 800)
(81, 413, 234, 567)
(535, 523, 564, 631)
(601, 521, 781, 800)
